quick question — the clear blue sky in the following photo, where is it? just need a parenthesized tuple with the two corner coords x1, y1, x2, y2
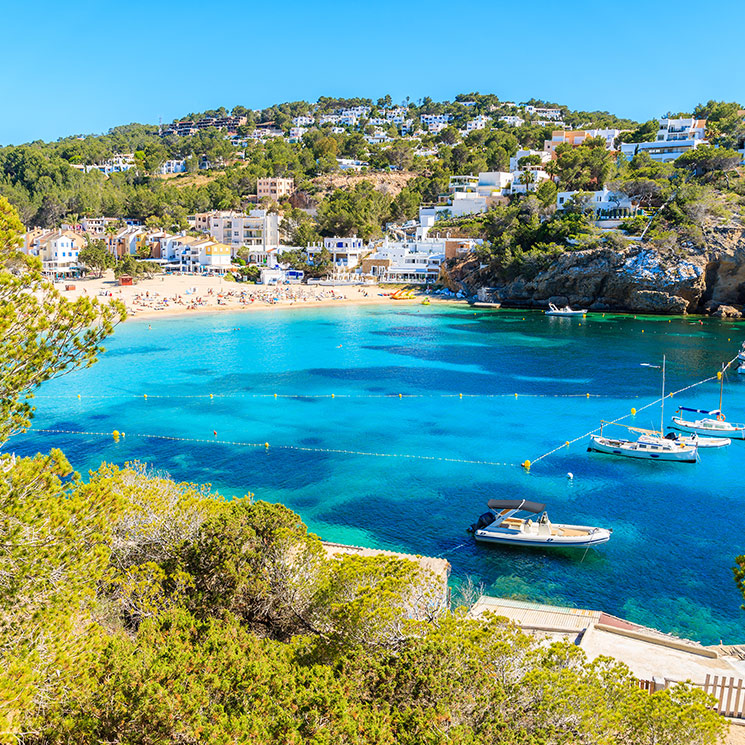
(2, 0, 742, 144)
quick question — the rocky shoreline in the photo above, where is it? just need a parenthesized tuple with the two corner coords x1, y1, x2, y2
(446, 227, 745, 317)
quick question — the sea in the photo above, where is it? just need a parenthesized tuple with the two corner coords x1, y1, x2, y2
(11, 304, 745, 644)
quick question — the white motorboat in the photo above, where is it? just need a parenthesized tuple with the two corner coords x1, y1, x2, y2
(546, 303, 587, 317)
(638, 432, 730, 449)
(737, 343, 745, 362)
(588, 433, 697, 462)
(469, 499, 611, 548)
(738, 363, 745, 375)
(669, 407, 745, 440)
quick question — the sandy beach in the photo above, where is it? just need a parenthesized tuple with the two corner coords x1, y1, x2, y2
(53, 271, 435, 320)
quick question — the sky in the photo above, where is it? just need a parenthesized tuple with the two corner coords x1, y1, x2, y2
(2, 0, 744, 145)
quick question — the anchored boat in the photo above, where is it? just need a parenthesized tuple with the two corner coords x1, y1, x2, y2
(669, 407, 745, 439)
(468, 499, 611, 548)
(588, 433, 698, 461)
(546, 303, 587, 317)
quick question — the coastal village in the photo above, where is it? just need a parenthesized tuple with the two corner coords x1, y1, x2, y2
(5, 79, 745, 742)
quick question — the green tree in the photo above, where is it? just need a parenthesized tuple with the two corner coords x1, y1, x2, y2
(0, 197, 124, 444)
(78, 238, 114, 277)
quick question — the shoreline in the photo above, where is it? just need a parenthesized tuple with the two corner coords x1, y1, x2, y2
(53, 271, 463, 321)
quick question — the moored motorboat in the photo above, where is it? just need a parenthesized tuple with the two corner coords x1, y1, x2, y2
(468, 499, 611, 548)
(588, 433, 697, 462)
(546, 303, 587, 317)
(669, 407, 745, 439)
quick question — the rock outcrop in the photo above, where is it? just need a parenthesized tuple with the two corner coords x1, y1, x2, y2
(448, 230, 745, 315)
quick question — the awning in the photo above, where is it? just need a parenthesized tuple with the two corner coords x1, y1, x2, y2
(487, 499, 546, 513)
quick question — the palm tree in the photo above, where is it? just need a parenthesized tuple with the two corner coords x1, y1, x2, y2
(519, 171, 536, 193)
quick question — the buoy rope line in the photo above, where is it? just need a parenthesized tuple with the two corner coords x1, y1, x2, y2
(39, 392, 612, 401)
(25, 429, 515, 469)
(527, 356, 739, 469)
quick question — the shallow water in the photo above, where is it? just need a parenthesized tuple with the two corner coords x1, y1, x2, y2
(12, 305, 745, 643)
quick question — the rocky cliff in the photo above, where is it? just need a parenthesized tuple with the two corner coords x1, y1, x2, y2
(447, 227, 745, 316)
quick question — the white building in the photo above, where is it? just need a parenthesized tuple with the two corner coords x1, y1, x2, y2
(70, 153, 136, 176)
(161, 236, 233, 273)
(24, 229, 86, 277)
(337, 158, 369, 171)
(306, 236, 367, 269)
(524, 106, 563, 120)
(620, 118, 707, 162)
(544, 129, 622, 155)
(292, 115, 315, 127)
(289, 127, 307, 141)
(499, 115, 525, 127)
(556, 188, 635, 215)
(193, 210, 280, 256)
(509, 149, 552, 172)
(361, 236, 478, 284)
(156, 159, 187, 174)
(464, 115, 491, 132)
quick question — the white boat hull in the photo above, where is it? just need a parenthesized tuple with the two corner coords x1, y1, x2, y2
(670, 417, 745, 440)
(546, 310, 587, 317)
(639, 433, 730, 449)
(588, 434, 697, 462)
(475, 524, 611, 548)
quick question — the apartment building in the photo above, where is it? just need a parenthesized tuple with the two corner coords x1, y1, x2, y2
(544, 129, 622, 155)
(620, 118, 707, 162)
(499, 115, 525, 127)
(193, 210, 280, 255)
(156, 159, 187, 174)
(306, 236, 367, 269)
(160, 236, 233, 273)
(161, 115, 247, 137)
(464, 115, 491, 132)
(70, 153, 136, 176)
(257, 177, 295, 201)
(292, 115, 315, 127)
(24, 229, 86, 277)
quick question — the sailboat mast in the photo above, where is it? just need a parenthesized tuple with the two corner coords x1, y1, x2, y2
(719, 363, 724, 412)
(660, 355, 666, 435)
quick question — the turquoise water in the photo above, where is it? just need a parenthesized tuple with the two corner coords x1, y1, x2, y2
(11, 305, 745, 644)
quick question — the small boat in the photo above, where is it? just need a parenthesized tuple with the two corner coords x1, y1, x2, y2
(669, 407, 745, 439)
(737, 343, 745, 362)
(588, 433, 697, 461)
(468, 499, 611, 548)
(738, 363, 745, 375)
(638, 432, 730, 449)
(546, 303, 586, 317)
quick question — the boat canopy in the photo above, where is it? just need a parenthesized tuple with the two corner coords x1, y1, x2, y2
(676, 406, 722, 416)
(487, 499, 546, 513)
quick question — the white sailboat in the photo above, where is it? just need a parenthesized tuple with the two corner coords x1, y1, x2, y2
(546, 303, 587, 317)
(670, 363, 745, 439)
(588, 356, 698, 462)
(468, 499, 612, 548)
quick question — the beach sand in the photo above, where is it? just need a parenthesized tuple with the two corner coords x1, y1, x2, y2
(52, 271, 442, 320)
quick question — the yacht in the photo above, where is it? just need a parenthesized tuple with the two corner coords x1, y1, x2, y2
(468, 499, 611, 548)
(670, 407, 745, 439)
(588, 433, 697, 462)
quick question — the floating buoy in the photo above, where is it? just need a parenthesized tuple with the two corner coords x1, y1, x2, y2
(331, 393, 335, 398)
(641, 329, 645, 333)
(274, 393, 277, 398)
(213, 430, 217, 437)
(567, 472, 574, 480)
(143, 394, 147, 399)
(522, 460, 531, 471)
(717, 371, 723, 380)
(565, 441, 570, 447)
(399, 393, 402, 398)
(209, 393, 214, 399)
(264, 442, 269, 448)
(514, 393, 518, 398)
(77, 394, 81, 399)
(631, 407, 637, 415)
(586, 393, 590, 398)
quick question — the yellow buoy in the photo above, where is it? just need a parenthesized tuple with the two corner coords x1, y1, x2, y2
(274, 393, 277, 399)
(143, 394, 147, 399)
(717, 371, 722, 380)
(77, 394, 81, 399)
(209, 393, 214, 399)
(631, 407, 637, 415)
(514, 393, 518, 398)
(586, 393, 590, 398)
(112, 430, 120, 441)
(522, 460, 531, 470)
(459, 393, 463, 399)
(331, 393, 335, 398)
(264, 442, 269, 448)
(641, 329, 645, 333)
(399, 393, 402, 398)
(565, 441, 569, 447)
